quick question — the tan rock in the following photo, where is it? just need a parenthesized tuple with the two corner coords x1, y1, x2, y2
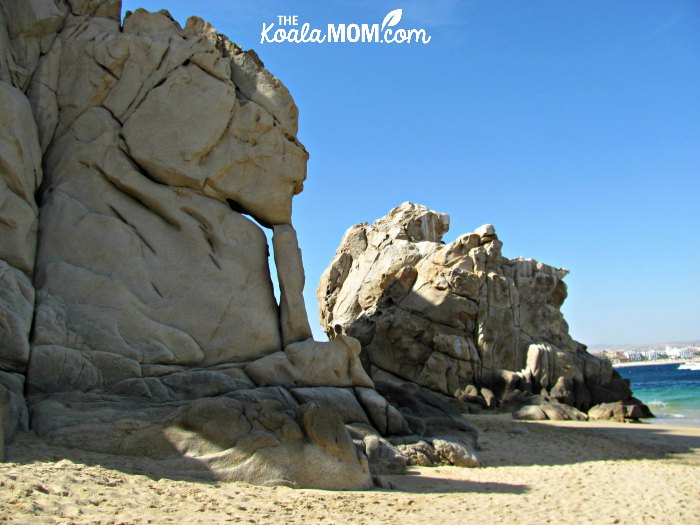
(588, 400, 648, 422)
(0, 263, 34, 375)
(291, 387, 369, 425)
(432, 437, 483, 467)
(273, 224, 313, 347)
(372, 201, 449, 242)
(1, 3, 489, 488)
(0, 371, 28, 452)
(0, 82, 42, 275)
(0, 74, 42, 448)
(355, 386, 410, 436)
(66, 0, 121, 20)
(245, 336, 374, 389)
(0, 0, 67, 89)
(1, 1, 355, 487)
(318, 202, 642, 416)
(512, 404, 548, 421)
(363, 435, 407, 475)
(28, 393, 372, 489)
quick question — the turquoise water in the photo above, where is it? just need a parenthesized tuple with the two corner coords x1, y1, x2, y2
(615, 362, 700, 426)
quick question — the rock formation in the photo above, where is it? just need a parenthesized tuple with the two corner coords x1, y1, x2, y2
(318, 203, 649, 421)
(0, 2, 482, 487)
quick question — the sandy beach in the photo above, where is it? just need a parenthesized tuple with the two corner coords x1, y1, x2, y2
(2, 415, 698, 525)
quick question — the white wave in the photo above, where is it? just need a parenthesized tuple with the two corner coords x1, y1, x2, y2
(646, 400, 667, 407)
(678, 362, 700, 371)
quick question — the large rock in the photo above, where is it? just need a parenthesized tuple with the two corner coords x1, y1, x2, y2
(588, 400, 653, 422)
(0, 0, 383, 488)
(0, 82, 42, 275)
(29, 391, 372, 489)
(0, 2, 483, 486)
(28, 6, 306, 376)
(0, 371, 28, 458)
(244, 336, 374, 389)
(318, 202, 649, 418)
(362, 435, 407, 475)
(0, 0, 67, 90)
(273, 224, 313, 347)
(0, 49, 43, 446)
(0, 263, 34, 374)
(512, 396, 588, 421)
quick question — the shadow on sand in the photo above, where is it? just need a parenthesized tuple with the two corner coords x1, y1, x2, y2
(4, 431, 223, 485)
(471, 416, 700, 468)
(4, 416, 698, 492)
(380, 469, 529, 494)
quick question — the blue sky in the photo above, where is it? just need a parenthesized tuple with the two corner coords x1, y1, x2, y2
(122, 0, 700, 346)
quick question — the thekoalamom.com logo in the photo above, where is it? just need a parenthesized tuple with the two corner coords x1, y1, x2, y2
(260, 9, 432, 45)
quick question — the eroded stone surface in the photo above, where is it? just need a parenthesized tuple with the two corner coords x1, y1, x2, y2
(0, 32, 44, 450)
(29, 391, 372, 489)
(318, 202, 644, 418)
(0, 0, 381, 486)
(273, 224, 313, 347)
(0, 2, 484, 484)
(244, 336, 374, 389)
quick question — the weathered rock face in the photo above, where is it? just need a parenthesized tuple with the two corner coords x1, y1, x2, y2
(28, 6, 307, 376)
(0, 16, 45, 449)
(0, 0, 338, 487)
(318, 203, 642, 418)
(8, 2, 304, 390)
(1, 0, 310, 406)
(1, 2, 482, 487)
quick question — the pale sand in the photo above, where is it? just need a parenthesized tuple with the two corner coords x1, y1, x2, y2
(2, 416, 699, 525)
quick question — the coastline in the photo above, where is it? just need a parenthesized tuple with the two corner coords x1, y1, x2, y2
(613, 358, 698, 368)
(2, 416, 699, 524)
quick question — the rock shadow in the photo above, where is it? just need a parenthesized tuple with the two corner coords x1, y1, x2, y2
(473, 418, 700, 467)
(381, 469, 528, 494)
(4, 431, 222, 484)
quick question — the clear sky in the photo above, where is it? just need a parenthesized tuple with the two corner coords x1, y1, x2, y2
(122, 0, 700, 346)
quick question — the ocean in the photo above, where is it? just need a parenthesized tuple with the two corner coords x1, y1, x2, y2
(615, 362, 700, 426)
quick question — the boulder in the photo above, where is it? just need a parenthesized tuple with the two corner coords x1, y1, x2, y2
(290, 387, 370, 426)
(354, 386, 410, 436)
(391, 436, 482, 468)
(371, 370, 479, 448)
(512, 397, 588, 422)
(244, 336, 374, 389)
(0, 0, 385, 489)
(480, 387, 498, 408)
(0, 2, 486, 488)
(318, 202, 650, 419)
(512, 404, 548, 421)
(588, 400, 652, 422)
(432, 437, 483, 468)
(273, 224, 313, 347)
(0, 53, 43, 447)
(362, 435, 407, 475)
(394, 440, 440, 467)
(29, 392, 372, 489)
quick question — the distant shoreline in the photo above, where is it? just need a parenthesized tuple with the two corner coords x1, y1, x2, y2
(613, 358, 699, 369)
